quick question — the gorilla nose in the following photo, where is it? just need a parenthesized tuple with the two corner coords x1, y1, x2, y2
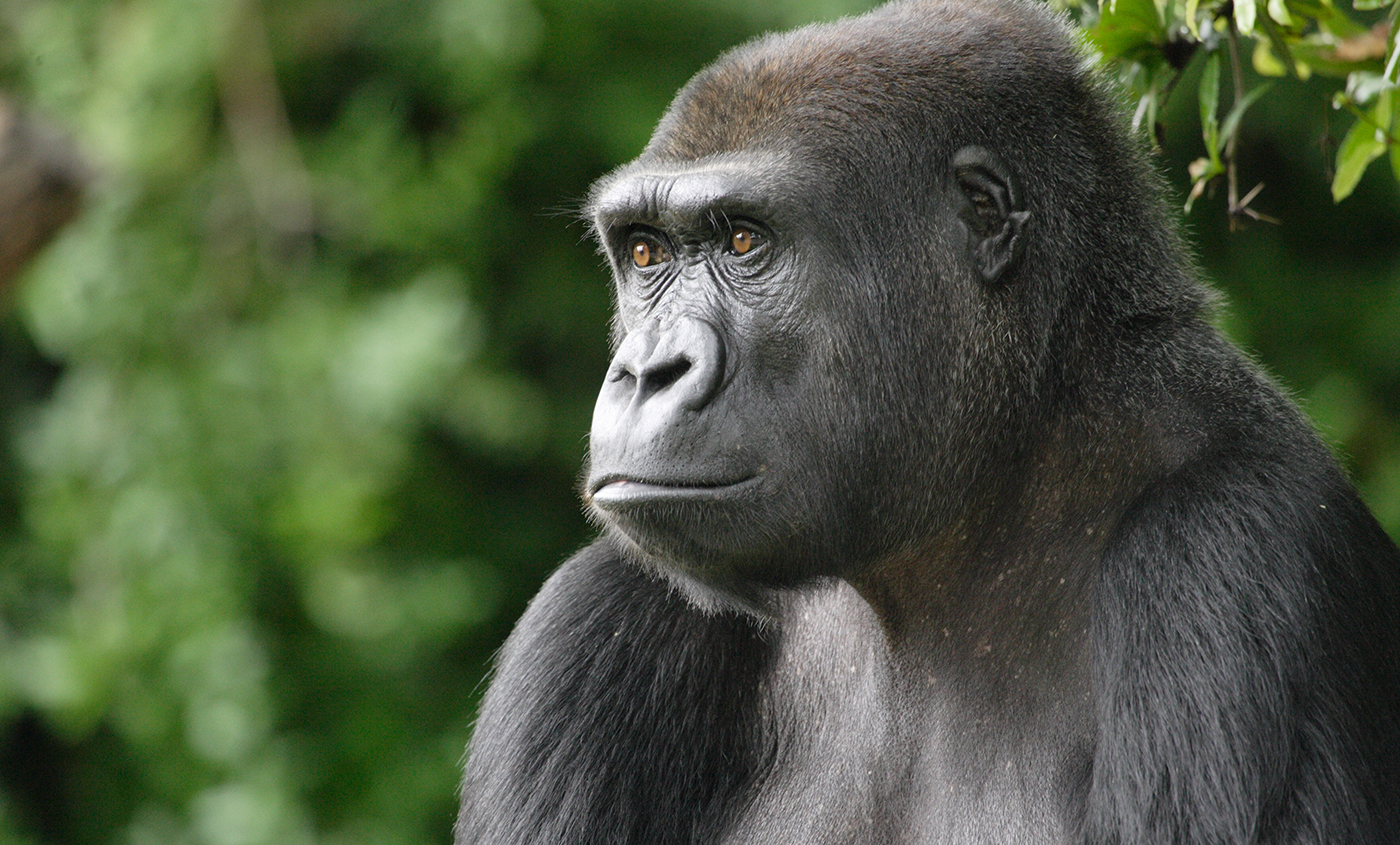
(604, 316, 725, 414)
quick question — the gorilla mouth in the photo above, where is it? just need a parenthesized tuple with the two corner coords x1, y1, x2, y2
(588, 474, 761, 507)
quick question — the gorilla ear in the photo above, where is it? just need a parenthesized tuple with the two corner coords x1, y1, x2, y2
(953, 146, 1030, 284)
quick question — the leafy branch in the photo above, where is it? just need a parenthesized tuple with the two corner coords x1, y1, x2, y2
(1079, 0, 1400, 221)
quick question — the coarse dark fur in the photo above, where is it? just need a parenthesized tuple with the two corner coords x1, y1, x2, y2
(455, 0, 1400, 842)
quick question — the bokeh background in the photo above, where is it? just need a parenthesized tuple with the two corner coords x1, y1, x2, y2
(0, 1, 1394, 843)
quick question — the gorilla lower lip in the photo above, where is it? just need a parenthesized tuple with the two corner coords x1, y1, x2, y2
(591, 476, 759, 506)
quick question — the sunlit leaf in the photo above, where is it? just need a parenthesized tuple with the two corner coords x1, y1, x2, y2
(1346, 71, 1397, 106)
(1332, 112, 1388, 200)
(1185, 155, 1223, 211)
(1235, 0, 1258, 35)
(1253, 39, 1290, 75)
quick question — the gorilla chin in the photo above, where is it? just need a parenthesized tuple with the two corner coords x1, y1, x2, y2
(587, 472, 823, 612)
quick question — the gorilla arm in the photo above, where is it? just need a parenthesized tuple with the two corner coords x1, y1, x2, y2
(455, 539, 772, 844)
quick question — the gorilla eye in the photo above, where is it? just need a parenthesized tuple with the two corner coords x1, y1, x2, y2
(729, 227, 763, 255)
(630, 236, 670, 268)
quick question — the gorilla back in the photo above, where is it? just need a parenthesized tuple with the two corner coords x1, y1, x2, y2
(456, 0, 1400, 842)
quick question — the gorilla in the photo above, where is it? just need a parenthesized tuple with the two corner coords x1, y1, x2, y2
(455, 0, 1400, 841)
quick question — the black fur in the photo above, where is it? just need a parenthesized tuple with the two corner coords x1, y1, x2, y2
(456, 0, 1400, 841)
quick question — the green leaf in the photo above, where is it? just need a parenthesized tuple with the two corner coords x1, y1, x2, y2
(1332, 114, 1387, 201)
(1256, 16, 1309, 78)
(1235, 0, 1258, 35)
(1346, 72, 1395, 107)
(1253, 39, 1289, 76)
(1305, 1, 1368, 40)
(1199, 53, 1220, 127)
(1219, 82, 1273, 145)
(1185, 155, 1224, 212)
(1353, 0, 1394, 11)
(1199, 53, 1222, 155)
(1288, 37, 1383, 78)
(1278, 0, 1332, 16)
(1266, 0, 1294, 25)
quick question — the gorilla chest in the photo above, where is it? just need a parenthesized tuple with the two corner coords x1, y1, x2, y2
(721, 602, 1089, 845)
(722, 737, 1084, 845)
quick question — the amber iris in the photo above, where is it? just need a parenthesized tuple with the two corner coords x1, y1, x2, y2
(730, 228, 758, 255)
(631, 238, 668, 268)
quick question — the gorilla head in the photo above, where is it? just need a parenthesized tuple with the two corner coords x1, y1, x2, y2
(582, 0, 1196, 614)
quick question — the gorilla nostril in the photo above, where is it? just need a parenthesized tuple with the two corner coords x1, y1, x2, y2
(643, 358, 691, 394)
(603, 318, 724, 412)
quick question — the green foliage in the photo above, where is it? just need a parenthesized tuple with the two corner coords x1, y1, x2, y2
(0, 2, 1394, 845)
(1332, 86, 1397, 198)
(1083, 0, 1400, 207)
(1078, 0, 1400, 543)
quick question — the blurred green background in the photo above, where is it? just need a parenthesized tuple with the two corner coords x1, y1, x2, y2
(0, 1, 1394, 843)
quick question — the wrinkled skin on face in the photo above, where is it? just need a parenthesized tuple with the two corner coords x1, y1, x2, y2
(583, 142, 1035, 613)
(585, 154, 854, 608)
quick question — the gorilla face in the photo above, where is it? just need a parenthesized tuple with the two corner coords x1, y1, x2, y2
(582, 138, 1031, 612)
(583, 152, 867, 603)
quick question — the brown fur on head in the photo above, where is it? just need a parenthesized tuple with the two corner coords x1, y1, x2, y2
(644, 0, 1086, 165)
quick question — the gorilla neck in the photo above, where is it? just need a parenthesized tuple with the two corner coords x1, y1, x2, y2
(848, 404, 1169, 687)
(847, 531, 1094, 710)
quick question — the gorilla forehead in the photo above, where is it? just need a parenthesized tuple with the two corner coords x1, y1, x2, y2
(645, 0, 1090, 165)
(588, 151, 806, 232)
